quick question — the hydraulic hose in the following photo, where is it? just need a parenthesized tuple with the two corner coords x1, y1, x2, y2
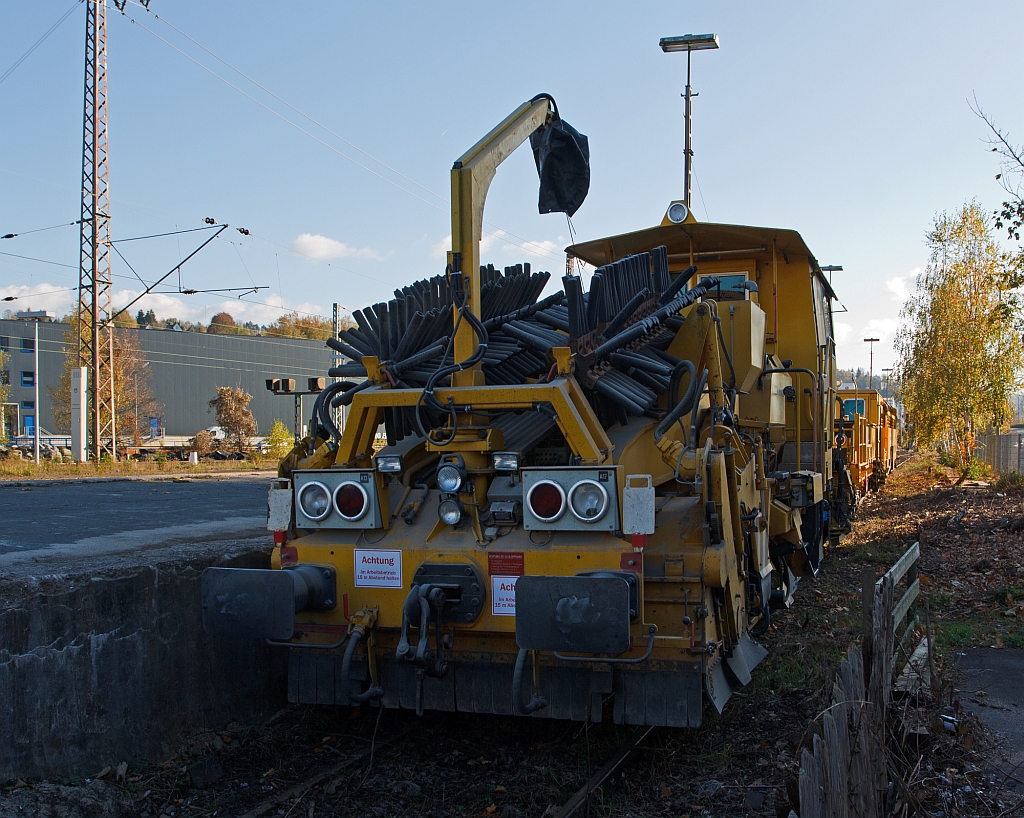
(512, 648, 548, 715)
(315, 380, 356, 442)
(414, 301, 489, 445)
(329, 379, 371, 408)
(654, 362, 700, 441)
(341, 630, 383, 704)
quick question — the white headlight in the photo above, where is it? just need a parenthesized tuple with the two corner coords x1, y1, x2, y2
(438, 497, 463, 525)
(297, 481, 332, 521)
(375, 454, 402, 473)
(437, 464, 463, 493)
(568, 479, 608, 523)
(492, 451, 520, 472)
(667, 201, 689, 224)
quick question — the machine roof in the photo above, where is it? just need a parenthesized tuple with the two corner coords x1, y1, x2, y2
(565, 220, 837, 292)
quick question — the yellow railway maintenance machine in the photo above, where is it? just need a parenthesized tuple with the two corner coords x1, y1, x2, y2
(203, 95, 840, 727)
(836, 388, 898, 497)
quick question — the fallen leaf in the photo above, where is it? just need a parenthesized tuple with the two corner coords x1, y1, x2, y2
(485, 804, 497, 814)
(994, 637, 1005, 649)
(964, 735, 974, 751)
(94, 766, 111, 780)
(262, 767, 275, 777)
(660, 783, 672, 798)
(494, 785, 507, 794)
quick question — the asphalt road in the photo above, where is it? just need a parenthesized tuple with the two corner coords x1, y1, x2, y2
(0, 476, 269, 555)
(958, 648, 1024, 792)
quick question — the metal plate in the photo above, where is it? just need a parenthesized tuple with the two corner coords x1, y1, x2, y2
(515, 575, 631, 654)
(622, 474, 655, 535)
(202, 567, 295, 641)
(411, 562, 486, 623)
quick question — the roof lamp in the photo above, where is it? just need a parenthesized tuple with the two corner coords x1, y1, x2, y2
(659, 34, 720, 53)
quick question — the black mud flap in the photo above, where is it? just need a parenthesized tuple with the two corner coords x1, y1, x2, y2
(706, 656, 733, 714)
(725, 632, 769, 687)
(515, 575, 630, 655)
(202, 567, 296, 640)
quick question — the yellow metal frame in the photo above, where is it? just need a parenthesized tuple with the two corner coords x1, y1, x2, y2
(334, 376, 613, 468)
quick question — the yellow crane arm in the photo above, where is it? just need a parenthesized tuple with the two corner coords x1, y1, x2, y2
(448, 96, 554, 385)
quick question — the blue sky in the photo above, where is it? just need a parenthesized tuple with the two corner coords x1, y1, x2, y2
(1, 0, 1021, 373)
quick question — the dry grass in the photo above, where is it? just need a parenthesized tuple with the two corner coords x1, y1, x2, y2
(0, 457, 274, 481)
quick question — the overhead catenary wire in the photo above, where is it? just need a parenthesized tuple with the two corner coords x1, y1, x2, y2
(1, 218, 84, 240)
(0, 0, 83, 88)
(110, 224, 222, 243)
(1, 246, 342, 324)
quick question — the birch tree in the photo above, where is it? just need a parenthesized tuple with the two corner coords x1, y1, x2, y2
(894, 203, 1024, 466)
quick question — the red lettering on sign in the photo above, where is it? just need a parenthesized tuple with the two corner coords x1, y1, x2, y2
(488, 552, 525, 577)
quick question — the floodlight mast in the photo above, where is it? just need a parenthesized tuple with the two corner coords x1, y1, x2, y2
(660, 33, 719, 209)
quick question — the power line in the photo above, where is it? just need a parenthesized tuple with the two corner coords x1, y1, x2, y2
(111, 224, 221, 243)
(0, 250, 78, 269)
(0, 0, 82, 88)
(1, 219, 84, 240)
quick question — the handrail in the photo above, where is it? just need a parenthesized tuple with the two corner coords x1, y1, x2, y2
(758, 367, 820, 472)
(553, 626, 657, 664)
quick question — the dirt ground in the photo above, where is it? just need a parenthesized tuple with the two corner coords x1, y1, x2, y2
(3, 450, 1023, 818)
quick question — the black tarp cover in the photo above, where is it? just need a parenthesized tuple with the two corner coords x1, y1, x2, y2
(529, 94, 590, 218)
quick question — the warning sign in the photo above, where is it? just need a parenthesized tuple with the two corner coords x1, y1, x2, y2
(492, 575, 519, 616)
(354, 549, 402, 588)
(487, 551, 524, 577)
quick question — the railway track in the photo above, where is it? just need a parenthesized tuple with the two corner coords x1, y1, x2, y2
(548, 725, 655, 818)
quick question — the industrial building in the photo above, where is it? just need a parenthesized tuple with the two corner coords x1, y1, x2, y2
(0, 317, 332, 441)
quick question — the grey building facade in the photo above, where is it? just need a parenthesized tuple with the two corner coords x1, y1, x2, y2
(0, 318, 333, 439)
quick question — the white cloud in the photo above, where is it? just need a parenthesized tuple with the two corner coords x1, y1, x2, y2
(834, 321, 853, 345)
(502, 238, 559, 259)
(480, 229, 504, 255)
(290, 233, 379, 261)
(861, 318, 899, 341)
(430, 231, 562, 263)
(0, 282, 77, 317)
(430, 235, 452, 259)
(884, 267, 920, 302)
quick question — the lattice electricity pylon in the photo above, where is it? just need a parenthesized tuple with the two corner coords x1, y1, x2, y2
(77, 0, 115, 459)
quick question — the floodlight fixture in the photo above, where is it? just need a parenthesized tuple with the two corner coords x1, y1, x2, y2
(659, 34, 720, 53)
(660, 33, 719, 209)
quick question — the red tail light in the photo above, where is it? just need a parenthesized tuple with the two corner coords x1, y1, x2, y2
(527, 480, 566, 523)
(334, 482, 368, 521)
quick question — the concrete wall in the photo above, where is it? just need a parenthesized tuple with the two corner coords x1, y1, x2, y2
(976, 433, 1024, 475)
(0, 547, 287, 780)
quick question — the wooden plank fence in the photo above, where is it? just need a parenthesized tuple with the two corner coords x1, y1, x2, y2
(793, 542, 922, 818)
